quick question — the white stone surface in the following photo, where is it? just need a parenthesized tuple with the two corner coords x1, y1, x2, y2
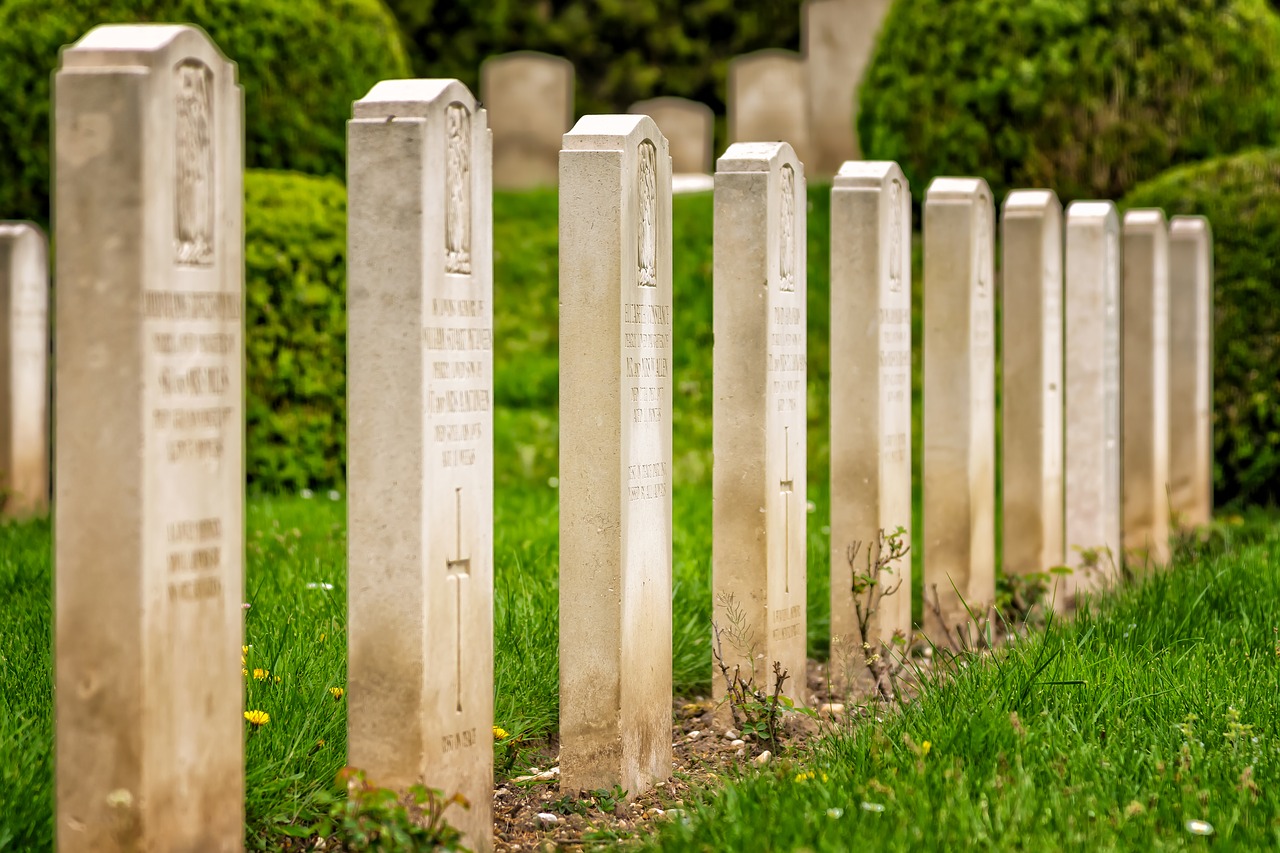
(0, 222, 48, 517)
(728, 50, 811, 166)
(481, 52, 573, 189)
(1168, 215, 1213, 529)
(630, 96, 714, 175)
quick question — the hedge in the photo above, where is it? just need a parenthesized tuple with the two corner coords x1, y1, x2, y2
(1122, 149, 1280, 506)
(858, 0, 1280, 202)
(0, 0, 409, 225)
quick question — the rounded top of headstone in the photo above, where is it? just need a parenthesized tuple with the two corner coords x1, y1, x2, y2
(730, 48, 805, 70)
(925, 176, 991, 203)
(1123, 208, 1168, 232)
(61, 23, 234, 73)
(0, 220, 46, 246)
(1169, 215, 1211, 239)
(563, 114, 666, 151)
(1002, 189, 1060, 215)
(354, 79, 479, 120)
(481, 51, 575, 74)
(716, 141, 801, 174)
(833, 160, 906, 190)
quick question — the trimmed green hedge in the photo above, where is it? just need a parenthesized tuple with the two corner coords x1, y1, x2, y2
(859, 0, 1280, 202)
(0, 0, 409, 224)
(245, 170, 347, 494)
(1123, 149, 1280, 506)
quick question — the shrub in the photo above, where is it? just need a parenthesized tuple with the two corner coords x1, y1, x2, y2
(858, 0, 1280, 202)
(1122, 149, 1280, 506)
(0, 0, 409, 224)
(245, 170, 347, 494)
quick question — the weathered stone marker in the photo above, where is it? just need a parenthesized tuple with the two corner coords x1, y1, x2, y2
(829, 161, 912, 681)
(1064, 202, 1122, 595)
(1168, 215, 1213, 529)
(712, 142, 807, 706)
(1121, 210, 1171, 566)
(347, 79, 493, 851)
(629, 97, 714, 175)
(55, 25, 243, 850)
(803, 0, 893, 174)
(481, 51, 573, 189)
(1000, 191, 1064, 596)
(0, 222, 48, 517)
(559, 115, 672, 796)
(922, 178, 995, 638)
(728, 50, 811, 165)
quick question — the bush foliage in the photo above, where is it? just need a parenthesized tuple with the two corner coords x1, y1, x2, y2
(0, 0, 409, 224)
(858, 0, 1280, 202)
(1123, 149, 1280, 506)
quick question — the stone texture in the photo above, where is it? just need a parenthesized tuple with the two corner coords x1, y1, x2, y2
(922, 178, 996, 638)
(629, 97, 713, 175)
(712, 141, 808, 707)
(0, 222, 48, 517)
(1000, 191, 1064, 598)
(559, 115, 672, 797)
(728, 50, 810, 166)
(1168, 215, 1213, 529)
(54, 25, 244, 851)
(1063, 202, 1122, 595)
(828, 161, 912, 682)
(803, 0, 893, 174)
(347, 79, 493, 852)
(1121, 210, 1171, 567)
(481, 52, 573, 189)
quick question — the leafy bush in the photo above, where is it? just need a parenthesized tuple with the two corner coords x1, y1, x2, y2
(1122, 148, 1280, 506)
(0, 0, 409, 224)
(859, 0, 1280, 202)
(245, 170, 347, 494)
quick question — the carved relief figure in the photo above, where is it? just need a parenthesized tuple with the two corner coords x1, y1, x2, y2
(445, 103, 472, 275)
(889, 178, 903, 293)
(637, 141, 657, 287)
(779, 165, 796, 292)
(175, 59, 214, 266)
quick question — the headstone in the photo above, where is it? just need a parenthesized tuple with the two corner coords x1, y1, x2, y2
(481, 52, 573, 190)
(712, 142, 808, 708)
(1122, 210, 1171, 567)
(728, 50, 811, 166)
(54, 25, 244, 850)
(0, 222, 48, 517)
(922, 178, 995, 638)
(1168, 216, 1213, 529)
(629, 97, 714, 176)
(828, 161, 912, 681)
(1000, 191, 1064, 597)
(803, 0, 893, 174)
(347, 79, 493, 851)
(1063, 202, 1122, 595)
(559, 115, 672, 796)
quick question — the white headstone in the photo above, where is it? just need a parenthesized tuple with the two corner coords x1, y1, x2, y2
(481, 52, 574, 189)
(1167, 215, 1213, 529)
(0, 222, 48, 517)
(629, 96, 714, 176)
(728, 50, 811, 166)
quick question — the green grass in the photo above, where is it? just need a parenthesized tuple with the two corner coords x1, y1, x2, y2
(647, 518, 1280, 850)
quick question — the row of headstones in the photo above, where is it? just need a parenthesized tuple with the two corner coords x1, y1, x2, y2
(482, 0, 892, 187)
(14, 25, 1212, 853)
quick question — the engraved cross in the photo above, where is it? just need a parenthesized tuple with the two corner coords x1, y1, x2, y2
(779, 425, 794, 594)
(445, 486, 470, 713)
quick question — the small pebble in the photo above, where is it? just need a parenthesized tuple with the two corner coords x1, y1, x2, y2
(730, 739, 745, 747)
(536, 812, 560, 825)
(735, 748, 746, 758)
(724, 729, 739, 739)
(754, 750, 772, 765)
(687, 730, 701, 740)
(818, 703, 844, 715)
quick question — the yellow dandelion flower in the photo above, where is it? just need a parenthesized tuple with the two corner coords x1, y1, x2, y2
(330, 687, 345, 701)
(316, 739, 325, 747)
(273, 676, 282, 684)
(795, 771, 814, 782)
(244, 710, 270, 727)
(493, 726, 510, 740)
(242, 668, 249, 677)
(253, 668, 270, 681)
(242, 645, 250, 655)
(922, 741, 932, 757)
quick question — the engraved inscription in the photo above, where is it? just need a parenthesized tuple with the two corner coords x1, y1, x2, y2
(637, 140, 658, 287)
(445, 103, 472, 275)
(625, 301, 670, 428)
(976, 195, 991, 294)
(441, 727, 476, 754)
(779, 164, 796, 292)
(889, 179, 903, 293)
(175, 59, 214, 267)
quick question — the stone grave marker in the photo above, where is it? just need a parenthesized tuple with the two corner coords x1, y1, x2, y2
(629, 96, 713, 175)
(0, 222, 48, 517)
(922, 178, 996, 638)
(828, 161, 912, 683)
(347, 79, 493, 851)
(559, 115, 672, 796)
(1121, 210, 1171, 566)
(803, 0, 893, 174)
(728, 50, 811, 166)
(1168, 215, 1213, 529)
(54, 25, 244, 850)
(712, 141, 808, 708)
(481, 51, 573, 189)
(1000, 191, 1064, 599)
(1063, 202, 1122, 595)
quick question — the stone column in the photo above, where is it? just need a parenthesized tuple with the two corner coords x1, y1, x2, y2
(1000, 191, 1064, 599)
(559, 115, 672, 797)
(54, 25, 244, 851)
(712, 141, 808, 708)
(829, 161, 912, 685)
(629, 97, 714, 175)
(347, 79, 493, 851)
(0, 222, 48, 517)
(922, 178, 995, 639)
(1063, 202, 1122, 596)
(1168, 215, 1213, 529)
(481, 52, 573, 190)
(1121, 210, 1171, 567)
(728, 50, 811, 165)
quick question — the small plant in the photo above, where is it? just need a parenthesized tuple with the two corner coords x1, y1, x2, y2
(306, 767, 470, 852)
(844, 526, 910, 701)
(711, 594, 795, 753)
